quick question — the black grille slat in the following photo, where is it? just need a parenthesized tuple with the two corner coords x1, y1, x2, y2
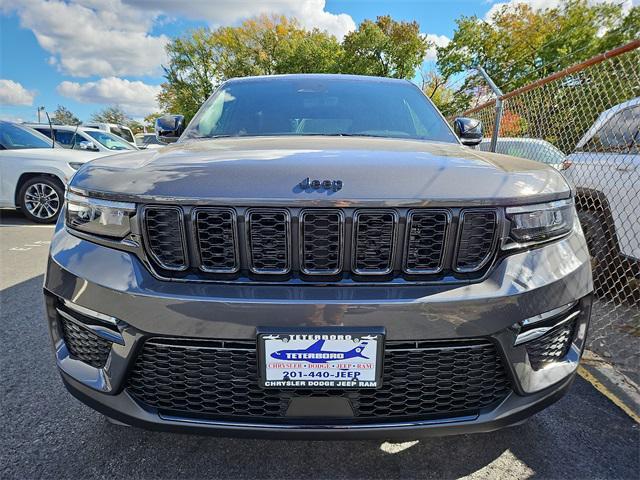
(300, 210, 343, 275)
(59, 317, 111, 369)
(195, 208, 238, 273)
(141, 207, 500, 280)
(144, 207, 187, 270)
(405, 210, 450, 273)
(455, 210, 497, 272)
(247, 209, 290, 274)
(126, 339, 511, 422)
(353, 210, 397, 274)
(526, 319, 576, 370)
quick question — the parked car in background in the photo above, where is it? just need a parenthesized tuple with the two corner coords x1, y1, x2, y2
(82, 122, 136, 146)
(135, 132, 164, 149)
(26, 124, 138, 153)
(0, 121, 106, 222)
(564, 97, 640, 268)
(477, 137, 571, 171)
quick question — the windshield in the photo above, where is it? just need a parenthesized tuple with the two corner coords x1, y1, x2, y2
(85, 130, 136, 150)
(109, 126, 135, 143)
(0, 122, 55, 149)
(183, 77, 458, 143)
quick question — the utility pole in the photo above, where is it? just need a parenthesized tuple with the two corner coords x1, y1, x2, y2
(475, 66, 503, 153)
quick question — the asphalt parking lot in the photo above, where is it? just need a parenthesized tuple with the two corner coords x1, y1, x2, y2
(1, 209, 638, 480)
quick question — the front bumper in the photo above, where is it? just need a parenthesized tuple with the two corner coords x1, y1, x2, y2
(44, 224, 593, 438)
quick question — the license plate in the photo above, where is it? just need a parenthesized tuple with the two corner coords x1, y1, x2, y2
(257, 328, 384, 389)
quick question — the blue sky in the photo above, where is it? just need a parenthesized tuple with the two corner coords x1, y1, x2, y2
(0, 0, 617, 123)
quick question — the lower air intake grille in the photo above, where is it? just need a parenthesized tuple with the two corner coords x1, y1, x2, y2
(126, 339, 511, 422)
(353, 210, 397, 274)
(455, 210, 497, 272)
(247, 209, 290, 274)
(526, 319, 577, 370)
(59, 317, 111, 369)
(143, 207, 186, 270)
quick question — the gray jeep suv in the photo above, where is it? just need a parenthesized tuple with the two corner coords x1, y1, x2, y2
(44, 75, 593, 439)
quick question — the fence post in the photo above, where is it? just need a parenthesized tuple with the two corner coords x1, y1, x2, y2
(475, 66, 504, 153)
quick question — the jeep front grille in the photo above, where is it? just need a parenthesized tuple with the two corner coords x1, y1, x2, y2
(194, 208, 239, 273)
(405, 210, 450, 273)
(247, 209, 290, 274)
(141, 207, 500, 281)
(143, 207, 187, 271)
(126, 338, 511, 422)
(455, 210, 498, 272)
(300, 209, 344, 275)
(352, 210, 398, 275)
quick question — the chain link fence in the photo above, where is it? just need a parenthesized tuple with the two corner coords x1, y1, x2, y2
(460, 40, 640, 383)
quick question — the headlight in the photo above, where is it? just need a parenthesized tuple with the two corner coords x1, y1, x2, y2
(65, 192, 136, 238)
(505, 198, 575, 247)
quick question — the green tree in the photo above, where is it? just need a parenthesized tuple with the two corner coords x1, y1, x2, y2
(437, 0, 638, 94)
(158, 15, 343, 121)
(90, 105, 130, 125)
(143, 112, 163, 131)
(341, 15, 429, 78)
(51, 105, 81, 125)
(421, 70, 473, 119)
(127, 120, 145, 135)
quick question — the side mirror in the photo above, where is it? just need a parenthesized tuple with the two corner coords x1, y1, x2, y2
(78, 141, 99, 152)
(155, 115, 185, 144)
(453, 117, 483, 147)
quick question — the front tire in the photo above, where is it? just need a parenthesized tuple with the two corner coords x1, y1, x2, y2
(18, 176, 64, 224)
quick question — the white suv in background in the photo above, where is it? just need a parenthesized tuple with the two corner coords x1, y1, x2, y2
(565, 97, 639, 263)
(82, 122, 136, 146)
(26, 124, 138, 153)
(0, 121, 107, 222)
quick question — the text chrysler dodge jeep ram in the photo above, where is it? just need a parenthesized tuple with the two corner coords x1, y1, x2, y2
(44, 75, 593, 439)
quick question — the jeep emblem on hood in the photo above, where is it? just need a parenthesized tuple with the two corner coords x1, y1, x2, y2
(299, 177, 343, 192)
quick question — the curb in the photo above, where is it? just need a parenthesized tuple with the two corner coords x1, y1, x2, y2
(579, 350, 640, 424)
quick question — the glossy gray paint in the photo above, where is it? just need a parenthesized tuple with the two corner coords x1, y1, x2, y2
(69, 136, 571, 207)
(44, 75, 591, 437)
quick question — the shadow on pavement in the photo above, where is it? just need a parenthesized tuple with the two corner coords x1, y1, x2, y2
(2, 275, 638, 480)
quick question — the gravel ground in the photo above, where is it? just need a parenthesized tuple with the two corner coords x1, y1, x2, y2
(1, 210, 638, 480)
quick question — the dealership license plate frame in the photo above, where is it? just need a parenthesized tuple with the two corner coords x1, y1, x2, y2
(257, 327, 385, 390)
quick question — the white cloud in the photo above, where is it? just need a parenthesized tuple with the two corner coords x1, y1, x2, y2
(124, 0, 356, 38)
(484, 0, 634, 21)
(57, 77, 160, 116)
(4, 0, 169, 77)
(0, 79, 35, 106)
(425, 34, 450, 60)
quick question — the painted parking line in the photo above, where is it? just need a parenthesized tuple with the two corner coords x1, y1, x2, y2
(578, 364, 640, 424)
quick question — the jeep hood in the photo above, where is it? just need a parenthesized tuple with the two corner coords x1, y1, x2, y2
(70, 136, 571, 206)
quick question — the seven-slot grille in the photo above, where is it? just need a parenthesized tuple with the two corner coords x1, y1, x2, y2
(405, 210, 450, 273)
(352, 210, 398, 275)
(143, 207, 187, 271)
(126, 338, 511, 422)
(455, 210, 498, 272)
(194, 208, 238, 273)
(141, 206, 500, 280)
(247, 209, 290, 274)
(300, 210, 344, 274)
